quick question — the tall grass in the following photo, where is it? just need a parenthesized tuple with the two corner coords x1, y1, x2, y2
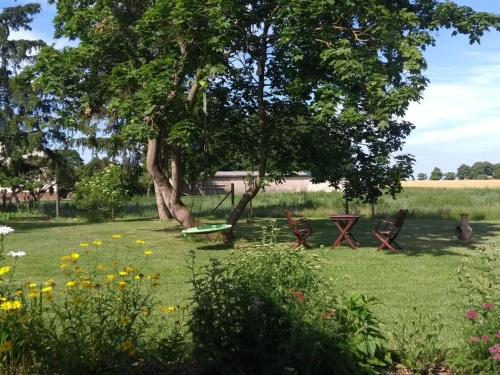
(7, 187, 500, 221)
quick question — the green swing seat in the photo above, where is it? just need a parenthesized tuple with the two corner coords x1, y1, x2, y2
(181, 224, 232, 235)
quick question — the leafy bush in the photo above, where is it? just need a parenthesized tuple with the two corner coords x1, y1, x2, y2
(74, 165, 127, 221)
(188, 245, 391, 375)
(392, 308, 450, 373)
(451, 245, 500, 374)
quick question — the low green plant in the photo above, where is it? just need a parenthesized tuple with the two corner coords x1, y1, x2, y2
(392, 308, 450, 373)
(451, 245, 500, 374)
(188, 241, 391, 374)
(74, 165, 127, 221)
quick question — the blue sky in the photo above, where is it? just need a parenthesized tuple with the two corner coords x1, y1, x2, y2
(5, 0, 500, 175)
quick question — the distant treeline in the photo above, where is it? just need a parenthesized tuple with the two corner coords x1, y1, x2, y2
(417, 161, 500, 181)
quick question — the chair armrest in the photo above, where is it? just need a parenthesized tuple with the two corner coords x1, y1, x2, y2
(374, 219, 394, 232)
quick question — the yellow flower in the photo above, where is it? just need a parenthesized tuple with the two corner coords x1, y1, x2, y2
(0, 300, 22, 312)
(147, 273, 160, 281)
(28, 290, 38, 299)
(125, 266, 134, 273)
(41, 286, 53, 294)
(0, 266, 11, 277)
(79, 242, 89, 248)
(60, 263, 68, 271)
(121, 340, 134, 355)
(134, 274, 144, 281)
(118, 315, 131, 326)
(66, 281, 77, 288)
(118, 271, 128, 277)
(15, 290, 23, 297)
(45, 278, 56, 287)
(112, 234, 122, 240)
(161, 306, 176, 314)
(96, 264, 106, 272)
(70, 253, 80, 262)
(144, 250, 153, 256)
(106, 275, 116, 283)
(82, 280, 93, 289)
(135, 240, 145, 246)
(0, 340, 12, 353)
(28, 282, 37, 289)
(93, 240, 103, 247)
(118, 281, 127, 290)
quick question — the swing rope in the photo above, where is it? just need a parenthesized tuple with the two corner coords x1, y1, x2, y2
(182, 87, 232, 235)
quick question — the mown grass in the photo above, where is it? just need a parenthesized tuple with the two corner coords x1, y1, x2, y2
(3, 212, 500, 348)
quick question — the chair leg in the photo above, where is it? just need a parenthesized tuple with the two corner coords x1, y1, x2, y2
(373, 233, 398, 253)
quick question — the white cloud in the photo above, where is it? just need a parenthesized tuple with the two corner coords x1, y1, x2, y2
(404, 48, 500, 173)
(9, 28, 78, 50)
(8, 29, 45, 41)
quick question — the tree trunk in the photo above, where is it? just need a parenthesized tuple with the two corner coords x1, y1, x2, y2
(146, 138, 197, 228)
(154, 181, 172, 221)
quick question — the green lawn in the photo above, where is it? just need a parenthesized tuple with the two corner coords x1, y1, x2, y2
(3, 215, 500, 347)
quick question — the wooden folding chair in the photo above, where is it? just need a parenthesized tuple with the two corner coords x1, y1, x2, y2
(372, 209, 408, 252)
(284, 210, 314, 248)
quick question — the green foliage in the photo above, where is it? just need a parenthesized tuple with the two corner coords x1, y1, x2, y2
(430, 167, 443, 180)
(494, 166, 500, 180)
(457, 162, 500, 180)
(444, 172, 457, 180)
(452, 245, 500, 374)
(417, 173, 428, 181)
(392, 308, 450, 373)
(457, 164, 473, 180)
(31, 0, 500, 224)
(74, 165, 127, 221)
(189, 243, 391, 374)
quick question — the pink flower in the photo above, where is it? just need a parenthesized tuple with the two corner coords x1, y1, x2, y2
(483, 303, 494, 311)
(466, 309, 479, 321)
(469, 336, 480, 344)
(496, 331, 500, 339)
(488, 344, 500, 361)
(483, 335, 490, 343)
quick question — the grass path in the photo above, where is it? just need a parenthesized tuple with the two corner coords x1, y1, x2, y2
(3, 216, 500, 346)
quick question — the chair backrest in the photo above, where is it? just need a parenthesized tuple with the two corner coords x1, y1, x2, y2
(393, 209, 408, 230)
(284, 210, 296, 226)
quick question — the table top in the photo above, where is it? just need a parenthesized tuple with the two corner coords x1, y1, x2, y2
(329, 214, 361, 220)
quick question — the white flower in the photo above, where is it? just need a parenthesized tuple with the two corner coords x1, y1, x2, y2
(7, 251, 26, 258)
(0, 226, 14, 236)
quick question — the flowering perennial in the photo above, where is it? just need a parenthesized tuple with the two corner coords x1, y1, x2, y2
(0, 226, 14, 236)
(0, 300, 22, 312)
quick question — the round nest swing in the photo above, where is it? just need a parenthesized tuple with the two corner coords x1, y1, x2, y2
(181, 224, 232, 235)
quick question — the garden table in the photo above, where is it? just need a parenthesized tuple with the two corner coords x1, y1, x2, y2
(329, 214, 361, 249)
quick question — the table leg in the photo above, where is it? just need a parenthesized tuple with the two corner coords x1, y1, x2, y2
(332, 219, 360, 249)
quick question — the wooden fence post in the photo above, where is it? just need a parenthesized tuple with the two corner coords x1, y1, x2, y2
(231, 183, 235, 208)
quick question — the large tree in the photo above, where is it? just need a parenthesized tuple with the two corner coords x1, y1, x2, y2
(28, 0, 499, 232)
(0, 3, 54, 206)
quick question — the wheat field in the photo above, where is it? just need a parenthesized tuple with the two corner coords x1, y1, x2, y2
(402, 179, 500, 189)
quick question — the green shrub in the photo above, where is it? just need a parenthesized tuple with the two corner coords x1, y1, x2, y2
(74, 165, 127, 221)
(451, 245, 500, 374)
(188, 245, 391, 375)
(392, 308, 450, 373)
